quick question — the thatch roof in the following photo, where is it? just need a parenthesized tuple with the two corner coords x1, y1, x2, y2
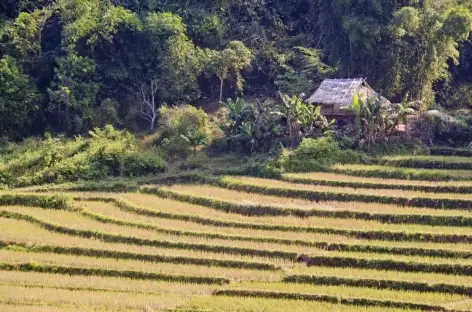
(306, 78, 391, 116)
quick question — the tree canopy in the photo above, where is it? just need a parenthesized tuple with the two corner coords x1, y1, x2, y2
(1, 0, 471, 139)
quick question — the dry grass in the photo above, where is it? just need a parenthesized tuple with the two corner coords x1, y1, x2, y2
(0, 218, 290, 266)
(83, 200, 472, 254)
(182, 296, 421, 312)
(227, 176, 472, 200)
(289, 266, 472, 287)
(0, 271, 215, 295)
(6, 203, 472, 261)
(283, 171, 472, 187)
(385, 155, 472, 164)
(83, 200, 353, 242)
(331, 164, 472, 179)
(227, 282, 466, 304)
(0, 303, 93, 312)
(0, 250, 282, 281)
(100, 191, 472, 241)
(4, 211, 472, 268)
(447, 299, 472, 310)
(163, 184, 472, 219)
(0, 284, 194, 311)
(0, 206, 348, 255)
(6, 169, 472, 312)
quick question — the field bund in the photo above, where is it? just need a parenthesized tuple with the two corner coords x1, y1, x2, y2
(3, 156, 472, 311)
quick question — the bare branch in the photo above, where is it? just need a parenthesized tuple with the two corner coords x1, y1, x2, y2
(138, 79, 159, 130)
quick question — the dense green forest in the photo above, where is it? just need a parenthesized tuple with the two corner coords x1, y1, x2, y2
(1, 0, 472, 140)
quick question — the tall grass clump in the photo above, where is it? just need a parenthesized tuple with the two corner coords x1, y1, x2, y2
(276, 137, 366, 173)
(156, 105, 213, 159)
(0, 125, 166, 187)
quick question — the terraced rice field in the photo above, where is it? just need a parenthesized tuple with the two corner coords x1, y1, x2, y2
(3, 156, 472, 311)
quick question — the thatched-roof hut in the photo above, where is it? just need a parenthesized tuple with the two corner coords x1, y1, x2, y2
(306, 78, 391, 117)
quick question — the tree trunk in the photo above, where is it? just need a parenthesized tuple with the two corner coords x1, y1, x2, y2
(219, 78, 224, 104)
(150, 116, 156, 131)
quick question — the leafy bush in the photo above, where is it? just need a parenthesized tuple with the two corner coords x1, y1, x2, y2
(158, 105, 210, 139)
(415, 110, 472, 146)
(445, 84, 472, 109)
(274, 137, 368, 172)
(122, 152, 166, 177)
(0, 125, 167, 187)
(367, 139, 429, 156)
(158, 105, 212, 158)
(283, 137, 340, 172)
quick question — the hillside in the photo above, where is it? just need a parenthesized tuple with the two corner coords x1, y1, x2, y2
(2, 2, 472, 311)
(4, 158, 472, 310)
(1, 0, 472, 138)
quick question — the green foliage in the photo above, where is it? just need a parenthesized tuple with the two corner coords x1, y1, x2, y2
(276, 47, 335, 95)
(416, 110, 472, 146)
(445, 84, 472, 108)
(1, 0, 472, 142)
(3, 8, 52, 60)
(279, 93, 334, 147)
(121, 151, 166, 177)
(47, 53, 99, 134)
(64, 2, 141, 47)
(0, 56, 40, 139)
(319, 1, 472, 107)
(0, 125, 166, 186)
(206, 41, 253, 102)
(158, 105, 212, 158)
(179, 154, 210, 171)
(281, 137, 343, 172)
(224, 97, 252, 122)
(430, 146, 472, 157)
(342, 95, 415, 149)
(366, 139, 428, 157)
(187, 13, 225, 48)
(0, 193, 70, 209)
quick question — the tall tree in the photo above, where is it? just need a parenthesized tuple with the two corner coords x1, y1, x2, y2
(0, 56, 39, 139)
(207, 40, 253, 103)
(318, 0, 472, 107)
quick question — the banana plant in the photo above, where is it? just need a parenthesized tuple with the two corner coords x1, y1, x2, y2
(278, 92, 333, 147)
(180, 128, 208, 155)
(238, 121, 256, 152)
(342, 94, 415, 149)
(224, 97, 252, 121)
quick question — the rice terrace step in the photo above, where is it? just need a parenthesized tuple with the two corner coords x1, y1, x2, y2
(2, 157, 472, 311)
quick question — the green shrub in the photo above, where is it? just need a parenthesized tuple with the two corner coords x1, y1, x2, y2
(0, 193, 70, 209)
(157, 105, 212, 159)
(367, 139, 429, 156)
(283, 137, 340, 172)
(121, 152, 166, 177)
(160, 137, 190, 160)
(0, 125, 167, 186)
(336, 149, 370, 164)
